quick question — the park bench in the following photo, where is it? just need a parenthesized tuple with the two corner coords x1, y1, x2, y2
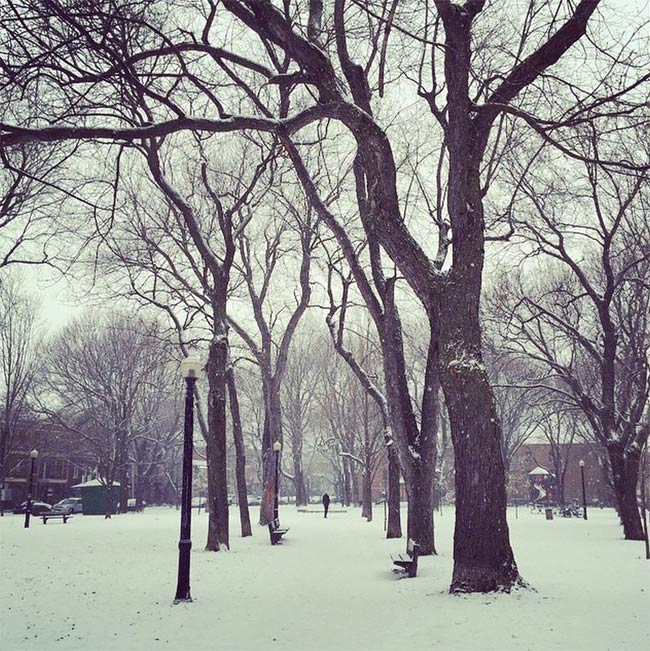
(268, 518, 289, 545)
(391, 539, 420, 578)
(42, 513, 72, 524)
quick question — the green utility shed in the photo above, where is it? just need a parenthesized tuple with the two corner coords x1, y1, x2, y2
(71, 479, 120, 515)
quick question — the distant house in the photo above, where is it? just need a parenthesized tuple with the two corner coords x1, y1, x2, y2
(2, 450, 88, 508)
(509, 442, 619, 506)
(1, 420, 93, 510)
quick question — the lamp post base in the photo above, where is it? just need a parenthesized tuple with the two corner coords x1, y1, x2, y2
(173, 538, 192, 603)
(173, 596, 193, 604)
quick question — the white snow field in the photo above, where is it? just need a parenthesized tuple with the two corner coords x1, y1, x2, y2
(1, 505, 648, 651)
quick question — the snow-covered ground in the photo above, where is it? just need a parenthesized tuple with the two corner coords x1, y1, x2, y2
(1, 505, 648, 651)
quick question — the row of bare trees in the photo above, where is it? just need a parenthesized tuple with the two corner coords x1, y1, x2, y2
(0, 275, 402, 527)
(1, 0, 648, 593)
(0, 275, 41, 491)
(42, 314, 182, 516)
(0, 278, 184, 516)
(486, 149, 650, 538)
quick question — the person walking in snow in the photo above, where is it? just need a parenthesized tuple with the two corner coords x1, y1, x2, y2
(322, 493, 330, 518)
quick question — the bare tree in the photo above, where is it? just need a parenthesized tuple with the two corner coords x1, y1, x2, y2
(482, 341, 542, 476)
(0, 274, 40, 508)
(537, 407, 590, 507)
(316, 352, 362, 507)
(0, 138, 84, 269)
(228, 191, 318, 525)
(42, 314, 175, 518)
(324, 271, 403, 537)
(492, 146, 650, 539)
(99, 135, 274, 547)
(281, 328, 322, 507)
(129, 342, 182, 511)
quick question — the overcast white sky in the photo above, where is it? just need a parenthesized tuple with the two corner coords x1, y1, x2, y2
(15, 0, 650, 332)
(25, 266, 89, 333)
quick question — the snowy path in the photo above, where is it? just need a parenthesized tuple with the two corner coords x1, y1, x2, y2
(1, 506, 648, 650)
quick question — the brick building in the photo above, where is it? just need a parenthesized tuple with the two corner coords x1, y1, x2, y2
(1, 451, 88, 509)
(367, 441, 649, 508)
(510, 442, 614, 506)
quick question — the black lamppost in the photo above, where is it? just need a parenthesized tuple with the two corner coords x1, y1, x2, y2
(174, 356, 201, 604)
(273, 440, 281, 523)
(579, 459, 588, 521)
(24, 449, 39, 529)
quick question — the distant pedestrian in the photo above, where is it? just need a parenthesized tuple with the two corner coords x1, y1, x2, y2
(322, 493, 330, 518)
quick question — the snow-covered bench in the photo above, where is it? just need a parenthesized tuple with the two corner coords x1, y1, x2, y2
(268, 518, 289, 545)
(42, 513, 72, 524)
(391, 539, 419, 578)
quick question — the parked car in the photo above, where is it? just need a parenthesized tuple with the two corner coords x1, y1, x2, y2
(127, 498, 146, 511)
(13, 500, 52, 515)
(52, 497, 83, 514)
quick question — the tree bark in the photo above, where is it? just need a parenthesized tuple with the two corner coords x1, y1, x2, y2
(292, 449, 308, 507)
(287, 402, 308, 506)
(226, 368, 252, 537)
(259, 377, 283, 525)
(340, 455, 352, 506)
(427, 3, 520, 592)
(120, 465, 129, 514)
(116, 427, 129, 514)
(608, 442, 644, 540)
(362, 466, 373, 522)
(405, 461, 437, 555)
(380, 298, 438, 554)
(204, 312, 230, 550)
(438, 288, 518, 590)
(386, 445, 402, 538)
(0, 423, 9, 514)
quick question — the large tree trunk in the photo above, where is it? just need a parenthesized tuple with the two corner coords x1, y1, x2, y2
(342, 456, 352, 506)
(205, 315, 230, 551)
(362, 466, 373, 522)
(430, 4, 520, 593)
(405, 461, 437, 555)
(438, 293, 519, 591)
(293, 456, 308, 506)
(386, 445, 402, 538)
(290, 436, 308, 507)
(117, 429, 129, 514)
(259, 378, 283, 525)
(608, 443, 644, 540)
(381, 302, 438, 554)
(120, 465, 129, 514)
(336, 474, 344, 505)
(134, 466, 146, 511)
(226, 368, 252, 537)
(352, 468, 361, 505)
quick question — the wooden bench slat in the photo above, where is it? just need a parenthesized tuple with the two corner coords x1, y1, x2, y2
(390, 538, 419, 578)
(42, 513, 71, 524)
(268, 519, 289, 545)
